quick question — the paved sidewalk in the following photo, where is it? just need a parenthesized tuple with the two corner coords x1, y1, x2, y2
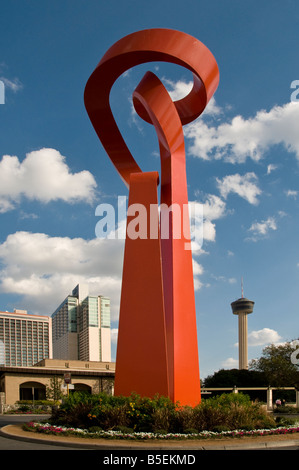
(2, 424, 299, 450)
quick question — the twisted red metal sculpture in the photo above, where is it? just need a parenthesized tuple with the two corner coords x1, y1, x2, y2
(84, 28, 219, 406)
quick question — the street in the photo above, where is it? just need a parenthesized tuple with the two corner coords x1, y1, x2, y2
(0, 414, 82, 450)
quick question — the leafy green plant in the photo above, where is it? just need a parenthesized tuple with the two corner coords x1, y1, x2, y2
(50, 391, 276, 433)
(190, 393, 276, 432)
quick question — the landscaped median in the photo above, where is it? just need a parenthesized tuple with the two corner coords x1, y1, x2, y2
(19, 391, 299, 442)
(22, 420, 299, 442)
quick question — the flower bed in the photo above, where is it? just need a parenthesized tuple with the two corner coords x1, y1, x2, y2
(23, 421, 299, 441)
(48, 391, 278, 433)
(23, 391, 299, 441)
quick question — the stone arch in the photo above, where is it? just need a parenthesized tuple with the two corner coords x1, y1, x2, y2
(19, 381, 46, 401)
(72, 383, 92, 394)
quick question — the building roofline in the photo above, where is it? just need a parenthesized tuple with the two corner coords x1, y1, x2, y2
(0, 311, 51, 319)
(0, 365, 115, 377)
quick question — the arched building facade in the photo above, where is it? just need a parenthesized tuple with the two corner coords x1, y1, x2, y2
(0, 359, 115, 409)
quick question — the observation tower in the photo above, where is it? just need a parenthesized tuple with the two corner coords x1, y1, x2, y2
(231, 280, 255, 370)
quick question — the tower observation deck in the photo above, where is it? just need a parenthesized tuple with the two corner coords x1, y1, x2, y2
(231, 294, 255, 370)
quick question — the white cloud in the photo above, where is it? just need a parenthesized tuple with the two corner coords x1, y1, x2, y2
(0, 231, 124, 321)
(267, 164, 278, 175)
(249, 217, 277, 235)
(211, 274, 237, 284)
(248, 328, 282, 346)
(203, 96, 223, 117)
(201, 194, 227, 220)
(185, 101, 299, 163)
(19, 211, 39, 220)
(111, 328, 118, 345)
(0, 229, 204, 320)
(163, 78, 222, 117)
(0, 198, 15, 214)
(285, 189, 298, 199)
(189, 194, 227, 249)
(216, 172, 261, 205)
(221, 357, 238, 369)
(247, 216, 277, 241)
(131, 77, 222, 134)
(163, 78, 193, 101)
(128, 82, 299, 172)
(0, 148, 97, 212)
(193, 277, 204, 291)
(223, 329, 281, 369)
(0, 76, 23, 93)
(192, 259, 204, 276)
(201, 220, 216, 243)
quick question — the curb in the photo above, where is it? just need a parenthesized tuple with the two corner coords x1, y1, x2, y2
(1, 425, 299, 450)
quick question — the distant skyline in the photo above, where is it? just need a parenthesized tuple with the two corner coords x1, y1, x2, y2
(1, 1, 299, 379)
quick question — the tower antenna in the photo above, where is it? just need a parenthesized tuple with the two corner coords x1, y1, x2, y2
(241, 277, 244, 298)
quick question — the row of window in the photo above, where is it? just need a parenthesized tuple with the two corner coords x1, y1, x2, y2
(0, 318, 50, 366)
(0, 319, 49, 330)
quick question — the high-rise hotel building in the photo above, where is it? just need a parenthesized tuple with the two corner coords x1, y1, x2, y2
(52, 284, 111, 362)
(0, 309, 52, 367)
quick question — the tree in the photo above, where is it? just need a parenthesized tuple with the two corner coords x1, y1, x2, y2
(203, 368, 267, 400)
(203, 368, 266, 388)
(249, 341, 299, 388)
(46, 376, 65, 402)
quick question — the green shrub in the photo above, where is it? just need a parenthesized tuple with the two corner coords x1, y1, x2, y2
(191, 393, 276, 432)
(88, 426, 103, 433)
(17, 400, 54, 406)
(184, 428, 200, 434)
(113, 426, 134, 434)
(153, 429, 168, 435)
(50, 391, 276, 433)
(274, 405, 299, 414)
(211, 425, 231, 433)
(18, 405, 30, 412)
(275, 416, 298, 427)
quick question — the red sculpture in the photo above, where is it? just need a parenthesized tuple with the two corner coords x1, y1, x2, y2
(84, 28, 219, 406)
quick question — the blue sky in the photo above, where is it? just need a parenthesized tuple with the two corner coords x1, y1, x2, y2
(1, 0, 299, 379)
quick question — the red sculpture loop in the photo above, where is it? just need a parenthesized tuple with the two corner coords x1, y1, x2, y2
(85, 28, 219, 406)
